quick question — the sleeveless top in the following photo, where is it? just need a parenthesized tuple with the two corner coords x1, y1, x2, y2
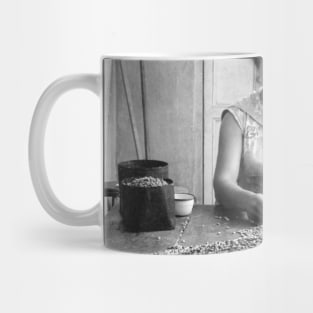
(222, 89, 263, 194)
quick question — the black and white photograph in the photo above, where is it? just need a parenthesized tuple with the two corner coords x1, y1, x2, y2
(103, 56, 263, 254)
(6, 0, 313, 312)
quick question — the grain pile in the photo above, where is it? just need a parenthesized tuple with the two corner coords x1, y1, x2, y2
(158, 226, 262, 255)
(122, 176, 168, 188)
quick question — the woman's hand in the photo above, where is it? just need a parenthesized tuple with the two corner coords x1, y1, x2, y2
(247, 193, 263, 225)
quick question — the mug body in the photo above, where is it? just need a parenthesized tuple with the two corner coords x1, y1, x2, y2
(102, 53, 263, 254)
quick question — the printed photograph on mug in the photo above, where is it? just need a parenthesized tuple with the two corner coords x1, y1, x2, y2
(103, 56, 263, 254)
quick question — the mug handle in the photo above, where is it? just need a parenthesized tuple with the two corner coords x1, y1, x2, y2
(29, 74, 102, 226)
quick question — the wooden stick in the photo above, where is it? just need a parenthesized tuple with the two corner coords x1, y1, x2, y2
(119, 61, 142, 159)
(139, 60, 149, 160)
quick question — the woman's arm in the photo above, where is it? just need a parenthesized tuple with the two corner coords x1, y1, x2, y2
(213, 112, 262, 221)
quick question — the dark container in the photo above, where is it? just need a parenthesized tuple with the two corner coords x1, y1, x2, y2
(119, 178, 176, 232)
(118, 160, 169, 184)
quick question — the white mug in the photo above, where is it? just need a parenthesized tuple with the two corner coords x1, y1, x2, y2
(29, 53, 263, 254)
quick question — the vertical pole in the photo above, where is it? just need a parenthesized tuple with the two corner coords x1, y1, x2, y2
(140, 60, 149, 160)
(119, 60, 142, 159)
(202, 60, 205, 204)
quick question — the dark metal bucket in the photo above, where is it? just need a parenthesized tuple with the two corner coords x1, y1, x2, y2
(118, 160, 169, 183)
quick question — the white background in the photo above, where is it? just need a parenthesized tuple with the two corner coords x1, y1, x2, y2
(1, 0, 313, 312)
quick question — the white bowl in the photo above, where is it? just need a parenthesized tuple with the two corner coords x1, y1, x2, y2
(174, 193, 195, 216)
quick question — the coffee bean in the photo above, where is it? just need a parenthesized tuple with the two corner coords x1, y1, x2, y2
(157, 226, 263, 255)
(122, 176, 168, 188)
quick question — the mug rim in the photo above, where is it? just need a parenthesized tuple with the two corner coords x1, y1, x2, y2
(102, 52, 261, 61)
